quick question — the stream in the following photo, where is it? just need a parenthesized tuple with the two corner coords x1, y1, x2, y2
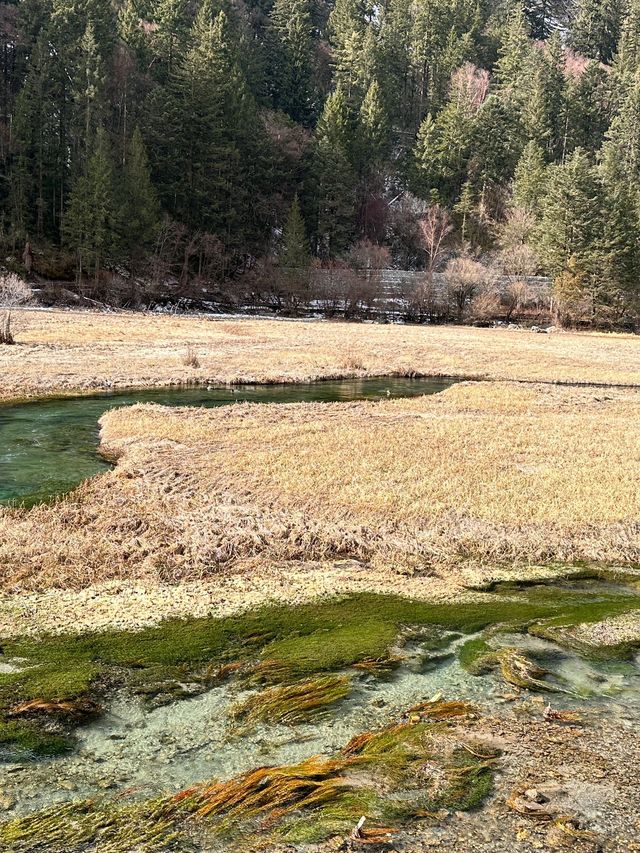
(0, 376, 454, 506)
(1, 378, 640, 847)
(2, 578, 640, 819)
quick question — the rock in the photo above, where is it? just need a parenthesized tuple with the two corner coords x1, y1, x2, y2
(524, 788, 549, 804)
(0, 793, 16, 811)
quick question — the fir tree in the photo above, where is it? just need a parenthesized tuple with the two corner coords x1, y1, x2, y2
(357, 79, 390, 171)
(115, 128, 161, 265)
(312, 89, 357, 257)
(539, 149, 603, 284)
(513, 140, 548, 213)
(570, 0, 624, 64)
(268, 0, 315, 124)
(281, 195, 311, 268)
(613, 0, 640, 88)
(64, 128, 115, 282)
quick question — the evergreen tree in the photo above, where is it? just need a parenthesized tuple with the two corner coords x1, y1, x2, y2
(613, 0, 640, 87)
(147, 8, 268, 254)
(357, 79, 390, 171)
(570, 0, 624, 64)
(64, 128, 115, 282)
(495, 6, 533, 96)
(564, 60, 610, 155)
(311, 89, 357, 257)
(268, 0, 315, 123)
(523, 34, 566, 159)
(281, 195, 311, 268)
(152, 0, 188, 78)
(512, 140, 548, 213)
(115, 128, 161, 265)
(539, 149, 603, 284)
(72, 22, 105, 171)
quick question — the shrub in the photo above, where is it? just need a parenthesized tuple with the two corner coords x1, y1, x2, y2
(444, 257, 490, 322)
(0, 273, 32, 344)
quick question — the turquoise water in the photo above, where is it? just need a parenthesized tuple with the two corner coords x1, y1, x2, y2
(0, 377, 454, 506)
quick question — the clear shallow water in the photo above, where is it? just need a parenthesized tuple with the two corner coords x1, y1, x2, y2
(4, 620, 640, 817)
(0, 377, 454, 506)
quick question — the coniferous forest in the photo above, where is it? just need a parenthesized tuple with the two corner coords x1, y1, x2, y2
(3, 0, 640, 326)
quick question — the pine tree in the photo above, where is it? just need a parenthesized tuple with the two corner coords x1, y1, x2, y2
(118, 0, 149, 60)
(268, 0, 315, 124)
(115, 128, 160, 266)
(311, 89, 357, 257)
(613, 0, 640, 88)
(281, 195, 311, 268)
(315, 85, 353, 153)
(539, 149, 603, 285)
(564, 60, 610, 155)
(523, 34, 566, 159)
(524, 0, 564, 39)
(64, 128, 115, 282)
(570, 0, 624, 64)
(495, 6, 534, 96)
(152, 0, 188, 78)
(357, 79, 390, 171)
(72, 22, 105, 171)
(512, 140, 548, 213)
(601, 76, 640, 185)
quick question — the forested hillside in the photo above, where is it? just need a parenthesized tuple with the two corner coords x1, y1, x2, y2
(2, 0, 640, 325)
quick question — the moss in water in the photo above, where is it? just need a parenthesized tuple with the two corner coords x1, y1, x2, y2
(0, 720, 72, 758)
(0, 709, 498, 852)
(1, 587, 639, 761)
(458, 638, 493, 672)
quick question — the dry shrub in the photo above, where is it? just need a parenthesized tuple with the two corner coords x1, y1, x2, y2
(342, 346, 366, 370)
(502, 280, 530, 322)
(183, 345, 200, 368)
(444, 257, 491, 321)
(0, 273, 32, 344)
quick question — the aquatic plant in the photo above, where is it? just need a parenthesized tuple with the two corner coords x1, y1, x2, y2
(0, 710, 498, 851)
(1, 586, 639, 760)
(230, 675, 351, 729)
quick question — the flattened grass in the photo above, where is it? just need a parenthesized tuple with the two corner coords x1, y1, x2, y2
(0, 715, 498, 851)
(3, 382, 639, 593)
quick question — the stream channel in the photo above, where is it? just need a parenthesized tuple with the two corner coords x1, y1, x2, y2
(0, 378, 639, 846)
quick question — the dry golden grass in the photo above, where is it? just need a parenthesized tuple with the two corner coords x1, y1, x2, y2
(1, 381, 638, 595)
(1, 309, 639, 402)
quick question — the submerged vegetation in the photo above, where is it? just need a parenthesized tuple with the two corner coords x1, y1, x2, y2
(230, 675, 352, 729)
(0, 707, 497, 852)
(1, 579, 639, 763)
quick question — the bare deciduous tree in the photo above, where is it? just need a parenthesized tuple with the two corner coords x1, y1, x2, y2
(419, 205, 453, 283)
(0, 273, 33, 344)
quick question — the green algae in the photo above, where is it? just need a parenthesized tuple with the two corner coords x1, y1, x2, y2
(0, 720, 72, 759)
(1, 585, 639, 763)
(0, 714, 497, 852)
(458, 638, 493, 672)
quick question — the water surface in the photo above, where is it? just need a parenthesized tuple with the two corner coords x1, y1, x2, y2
(0, 377, 453, 506)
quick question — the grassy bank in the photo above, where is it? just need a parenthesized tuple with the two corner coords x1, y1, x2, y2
(1, 311, 640, 404)
(1, 381, 638, 594)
